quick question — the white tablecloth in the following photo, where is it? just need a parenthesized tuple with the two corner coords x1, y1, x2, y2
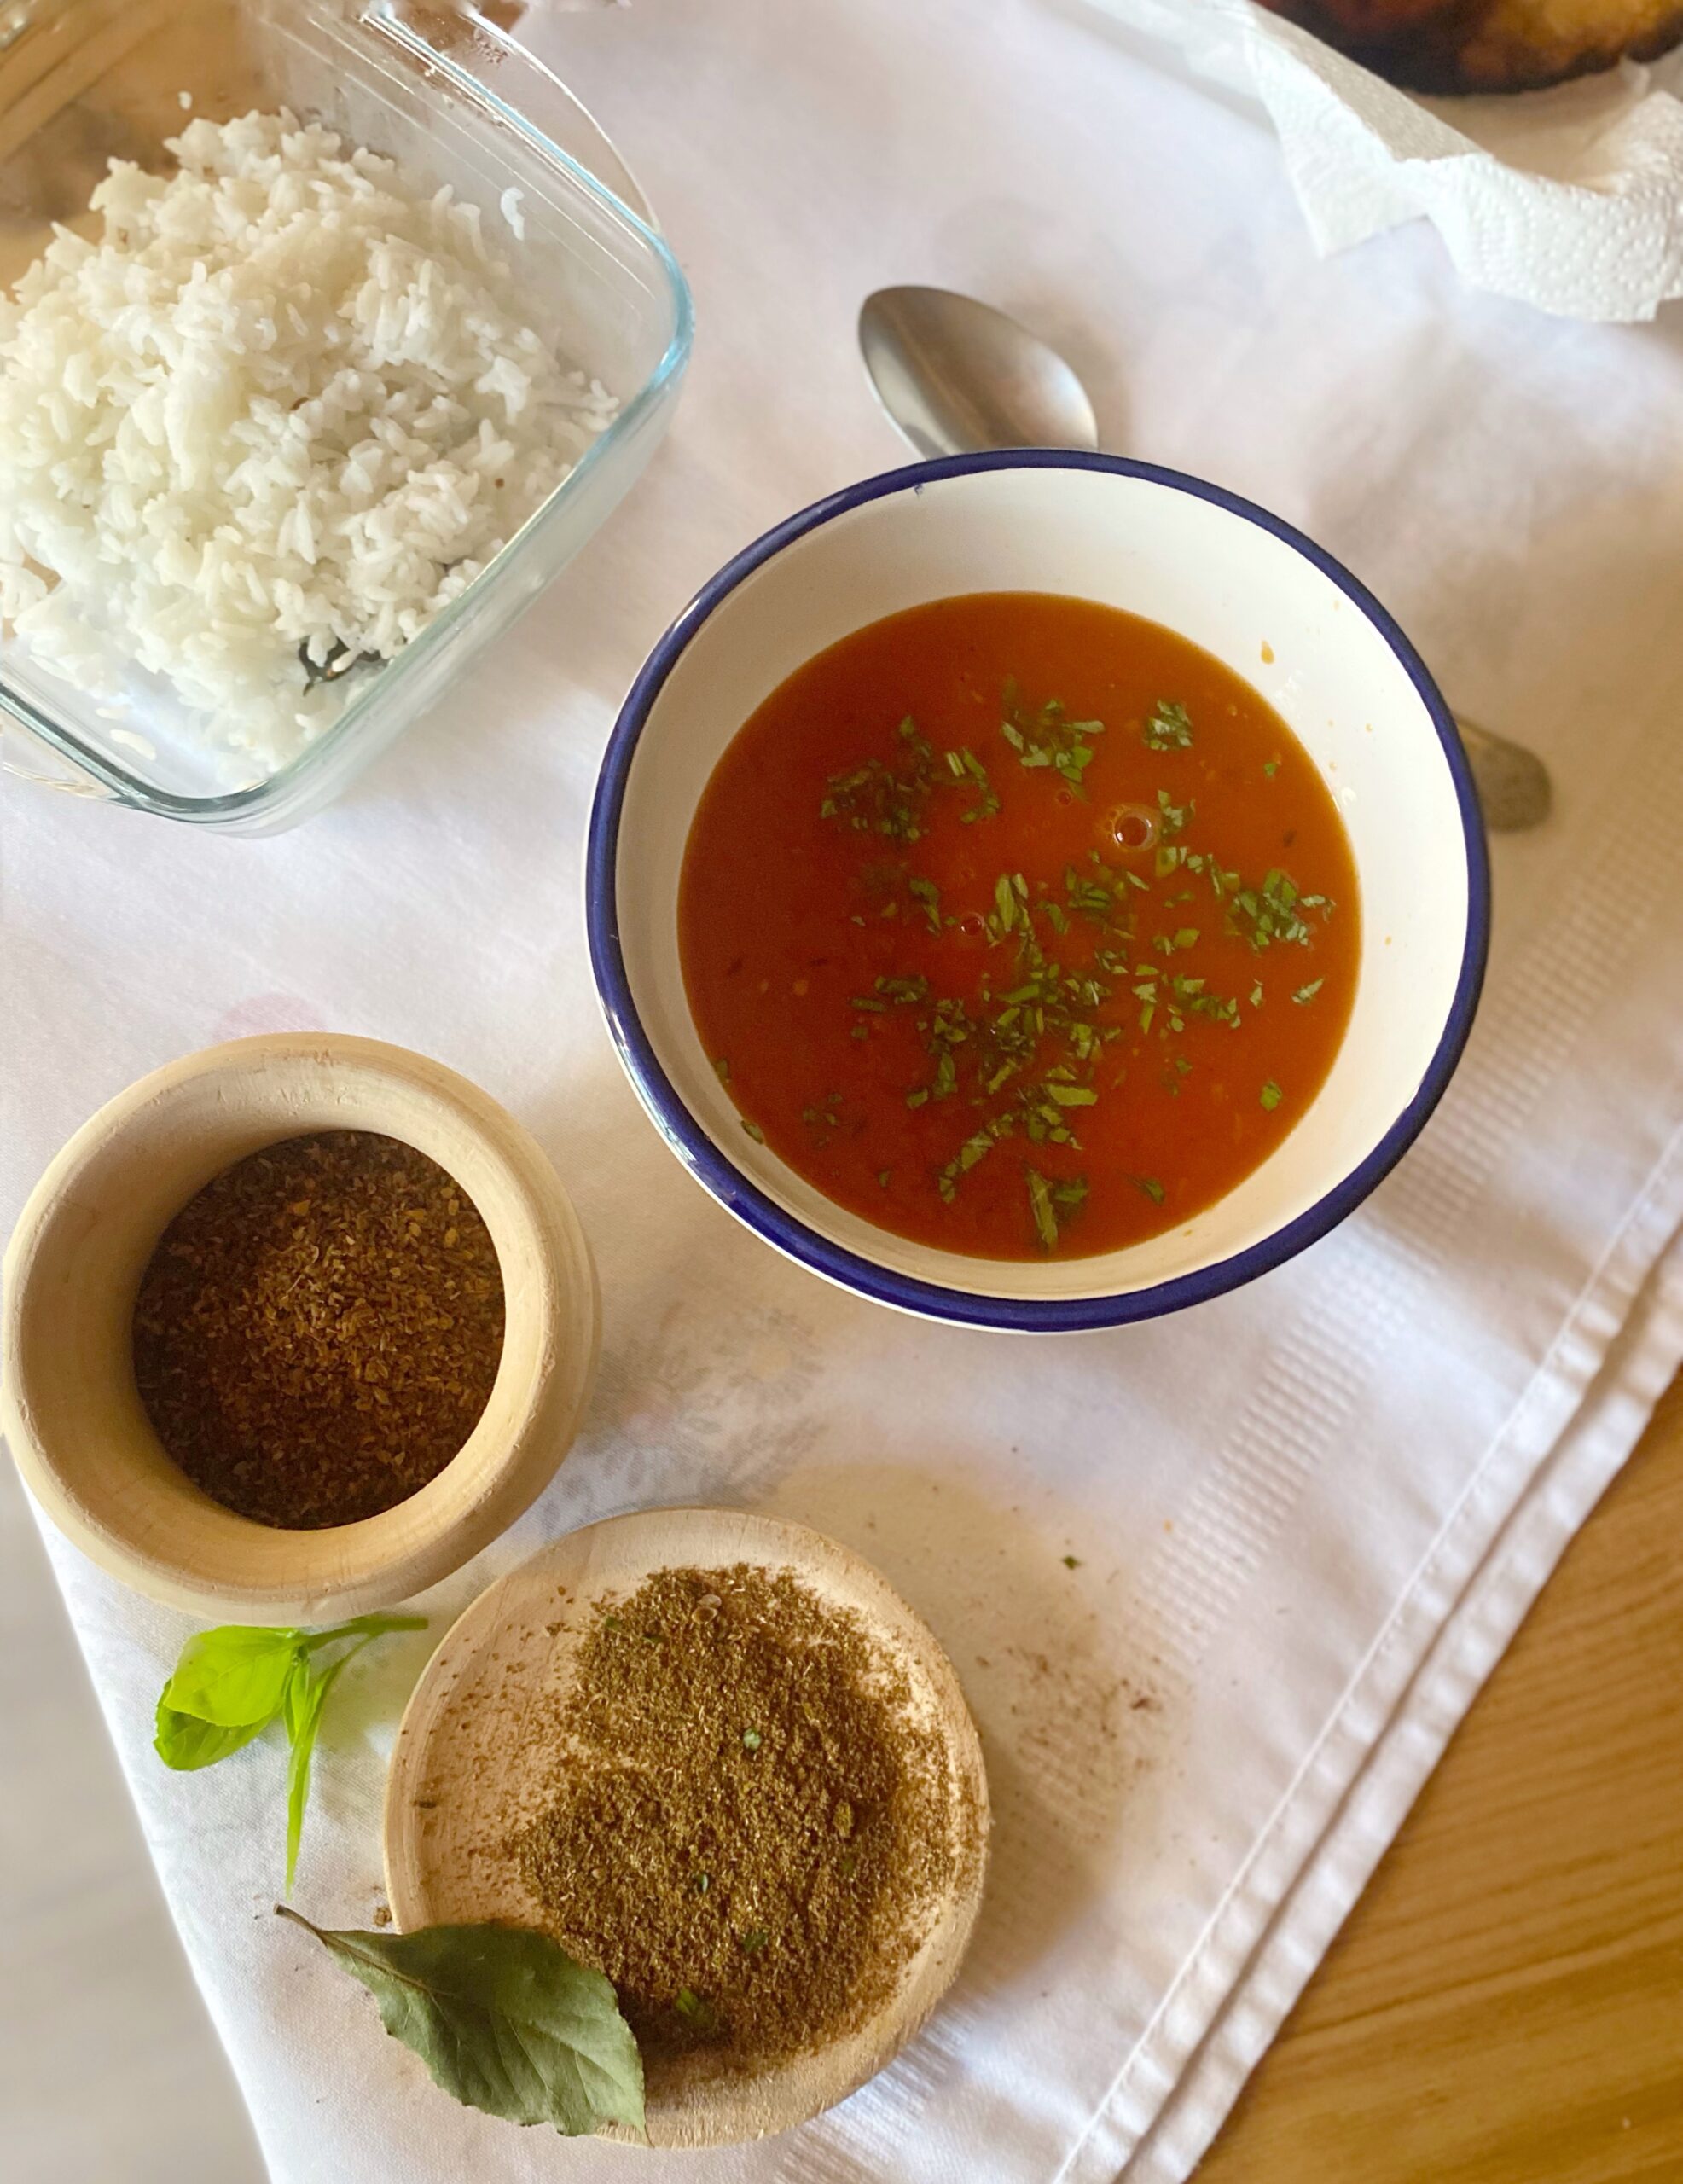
(6, 3, 1683, 2179)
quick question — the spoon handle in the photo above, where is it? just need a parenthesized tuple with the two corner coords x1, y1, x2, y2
(1454, 715, 1552, 833)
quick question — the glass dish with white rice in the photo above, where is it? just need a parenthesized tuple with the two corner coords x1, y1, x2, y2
(0, 0, 690, 831)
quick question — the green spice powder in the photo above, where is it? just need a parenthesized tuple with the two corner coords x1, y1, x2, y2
(514, 1565, 965, 2077)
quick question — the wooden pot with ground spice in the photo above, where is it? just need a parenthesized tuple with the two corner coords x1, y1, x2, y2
(383, 1509, 990, 2148)
(2, 1035, 600, 1622)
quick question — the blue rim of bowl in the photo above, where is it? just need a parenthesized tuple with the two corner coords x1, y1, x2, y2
(587, 450, 1491, 1333)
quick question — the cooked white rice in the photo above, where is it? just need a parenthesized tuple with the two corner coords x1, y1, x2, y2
(0, 109, 616, 770)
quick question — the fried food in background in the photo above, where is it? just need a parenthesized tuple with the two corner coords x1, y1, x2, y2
(1257, 0, 1683, 90)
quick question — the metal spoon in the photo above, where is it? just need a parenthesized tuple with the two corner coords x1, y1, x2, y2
(858, 286, 1550, 832)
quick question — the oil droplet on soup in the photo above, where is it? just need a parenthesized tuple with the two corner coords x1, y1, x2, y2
(678, 592, 1360, 1263)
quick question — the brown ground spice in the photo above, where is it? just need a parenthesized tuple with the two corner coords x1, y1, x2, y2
(131, 1130, 504, 1529)
(514, 1564, 960, 2077)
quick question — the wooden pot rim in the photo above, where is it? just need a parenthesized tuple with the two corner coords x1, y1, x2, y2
(2, 1033, 601, 1623)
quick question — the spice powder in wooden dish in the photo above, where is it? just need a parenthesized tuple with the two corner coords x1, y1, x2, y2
(131, 1130, 504, 1529)
(512, 1563, 974, 2080)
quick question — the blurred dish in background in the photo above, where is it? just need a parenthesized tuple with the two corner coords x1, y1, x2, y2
(1254, 0, 1683, 90)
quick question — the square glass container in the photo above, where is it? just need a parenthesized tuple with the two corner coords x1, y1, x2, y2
(0, 0, 691, 831)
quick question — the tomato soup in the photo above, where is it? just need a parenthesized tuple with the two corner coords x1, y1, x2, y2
(677, 592, 1360, 1263)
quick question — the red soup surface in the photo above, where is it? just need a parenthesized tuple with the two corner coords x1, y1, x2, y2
(678, 592, 1360, 1263)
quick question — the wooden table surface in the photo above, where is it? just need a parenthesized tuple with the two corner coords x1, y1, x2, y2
(1197, 1374, 1683, 2184)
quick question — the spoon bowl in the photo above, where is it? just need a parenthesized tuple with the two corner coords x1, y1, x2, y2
(859, 286, 1098, 457)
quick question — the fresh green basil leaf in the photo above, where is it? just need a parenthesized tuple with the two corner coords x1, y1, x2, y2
(281, 1654, 315, 1745)
(282, 1653, 346, 1890)
(162, 1626, 303, 1728)
(276, 1909, 646, 2137)
(156, 1614, 427, 1885)
(154, 1701, 269, 1772)
(297, 1612, 429, 1654)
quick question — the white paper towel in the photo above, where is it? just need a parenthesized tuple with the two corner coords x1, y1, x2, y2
(7, 3, 1683, 2181)
(1081, 0, 1683, 319)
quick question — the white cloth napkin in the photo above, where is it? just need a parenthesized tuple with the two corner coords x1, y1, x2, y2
(1080, 0, 1683, 320)
(6, 3, 1683, 2180)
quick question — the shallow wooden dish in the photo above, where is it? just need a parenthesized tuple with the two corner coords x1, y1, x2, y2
(383, 1507, 989, 2147)
(1, 1034, 600, 1623)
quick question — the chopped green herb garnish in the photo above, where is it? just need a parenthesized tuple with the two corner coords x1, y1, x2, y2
(1249, 979, 1264, 1008)
(1229, 867, 1330, 951)
(740, 1929, 769, 1955)
(1133, 1176, 1165, 1205)
(946, 746, 1000, 822)
(1260, 1079, 1283, 1111)
(1181, 985, 1241, 1029)
(1143, 698, 1193, 751)
(674, 1989, 716, 2031)
(820, 717, 937, 843)
(1026, 1167, 1060, 1251)
(876, 1168, 891, 1188)
(1292, 979, 1324, 1005)
(741, 1119, 765, 1144)
(908, 875, 942, 932)
(1001, 679, 1106, 796)
(1065, 863, 1128, 925)
(711, 1056, 731, 1085)
(741, 1728, 763, 1751)
(1262, 757, 1280, 778)
(937, 1113, 1017, 1203)
(1062, 1554, 1082, 1569)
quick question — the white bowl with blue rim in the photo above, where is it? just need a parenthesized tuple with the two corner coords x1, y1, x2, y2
(587, 454, 1488, 1333)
